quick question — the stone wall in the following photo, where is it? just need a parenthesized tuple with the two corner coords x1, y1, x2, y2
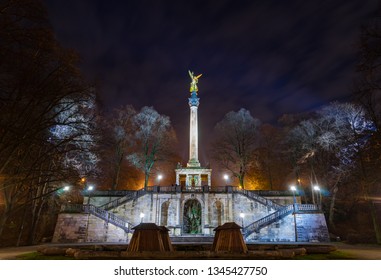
(54, 192, 329, 243)
(53, 213, 87, 243)
(247, 214, 296, 242)
(246, 212, 329, 242)
(52, 213, 129, 243)
(295, 213, 330, 242)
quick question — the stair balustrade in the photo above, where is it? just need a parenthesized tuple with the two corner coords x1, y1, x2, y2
(99, 188, 147, 210)
(244, 203, 321, 238)
(61, 204, 134, 233)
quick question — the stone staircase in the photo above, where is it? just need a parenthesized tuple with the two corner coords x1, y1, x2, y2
(244, 205, 294, 238)
(243, 204, 321, 238)
(99, 189, 147, 210)
(61, 204, 135, 233)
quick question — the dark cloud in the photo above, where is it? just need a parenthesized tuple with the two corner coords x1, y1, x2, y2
(43, 0, 376, 163)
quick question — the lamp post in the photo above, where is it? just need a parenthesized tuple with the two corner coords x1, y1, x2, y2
(223, 174, 229, 185)
(239, 212, 245, 231)
(87, 185, 94, 205)
(85, 185, 94, 243)
(290, 185, 297, 204)
(62, 186, 71, 204)
(140, 212, 145, 223)
(157, 174, 163, 186)
(313, 185, 321, 209)
(290, 185, 298, 242)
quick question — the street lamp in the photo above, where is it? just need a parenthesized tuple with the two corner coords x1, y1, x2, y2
(223, 174, 229, 185)
(239, 212, 245, 229)
(140, 212, 145, 223)
(290, 185, 297, 204)
(290, 185, 298, 242)
(314, 185, 321, 209)
(157, 174, 163, 186)
(87, 185, 94, 205)
(63, 186, 70, 192)
(85, 185, 94, 242)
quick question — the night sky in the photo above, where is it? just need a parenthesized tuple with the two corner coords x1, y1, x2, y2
(43, 0, 376, 164)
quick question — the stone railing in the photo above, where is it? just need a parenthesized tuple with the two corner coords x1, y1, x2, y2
(60, 204, 134, 233)
(297, 204, 320, 212)
(90, 186, 286, 212)
(99, 188, 147, 210)
(232, 187, 283, 210)
(250, 190, 296, 197)
(244, 205, 294, 237)
(143, 185, 282, 210)
(243, 203, 322, 238)
(83, 190, 135, 197)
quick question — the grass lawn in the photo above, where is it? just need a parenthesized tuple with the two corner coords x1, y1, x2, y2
(294, 250, 357, 260)
(15, 252, 75, 260)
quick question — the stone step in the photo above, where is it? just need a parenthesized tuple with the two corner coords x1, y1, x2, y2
(170, 236, 214, 243)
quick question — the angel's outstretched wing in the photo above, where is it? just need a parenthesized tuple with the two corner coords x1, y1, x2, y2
(195, 74, 202, 79)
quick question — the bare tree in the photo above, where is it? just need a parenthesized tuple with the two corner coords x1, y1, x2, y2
(127, 106, 176, 188)
(212, 108, 260, 188)
(286, 102, 372, 230)
(355, 17, 381, 244)
(253, 124, 289, 190)
(98, 105, 136, 190)
(0, 0, 98, 243)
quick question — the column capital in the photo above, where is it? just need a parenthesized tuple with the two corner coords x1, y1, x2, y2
(188, 91, 199, 107)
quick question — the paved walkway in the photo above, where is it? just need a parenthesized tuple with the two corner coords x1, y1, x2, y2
(334, 242, 381, 260)
(0, 245, 43, 260)
(0, 242, 380, 260)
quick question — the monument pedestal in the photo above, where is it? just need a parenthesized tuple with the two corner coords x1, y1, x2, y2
(175, 166, 212, 188)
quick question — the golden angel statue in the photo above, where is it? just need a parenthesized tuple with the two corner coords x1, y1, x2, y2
(188, 70, 202, 92)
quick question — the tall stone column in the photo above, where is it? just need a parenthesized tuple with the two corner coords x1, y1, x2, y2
(187, 91, 200, 167)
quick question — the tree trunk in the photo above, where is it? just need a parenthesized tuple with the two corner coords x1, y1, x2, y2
(363, 187, 381, 244)
(328, 185, 338, 230)
(144, 172, 149, 189)
(0, 205, 11, 238)
(369, 200, 381, 244)
(29, 199, 46, 245)
(112, 151, 124, 190)
(16, 203, 29, 246)
(239, 173, 245, 189)
(328, 171, 342, 230)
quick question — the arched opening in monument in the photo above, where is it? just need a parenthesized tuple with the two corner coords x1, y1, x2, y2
(212, 201, 224, 226)
(160, 201, 170, 226)
(183, 199, 202, 234)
